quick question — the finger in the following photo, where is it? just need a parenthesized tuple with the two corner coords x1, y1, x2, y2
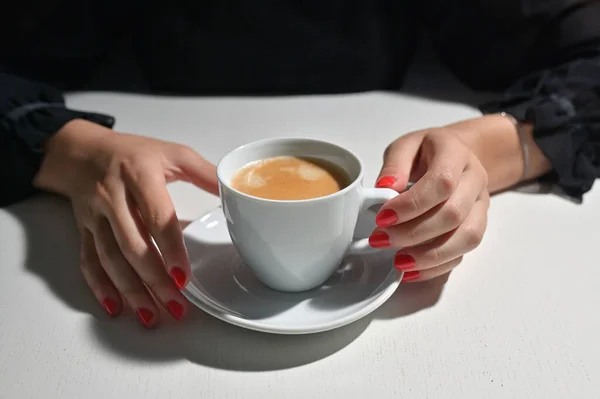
(401, 256, 463, 283)
(174, 145, 219, 195)
(376, 135, 469, 226)
(376, 133, 424, 191)
(106, 192, 188, 321)
(378, 165, 487, 248)
(122, 165, 191, 290)
(80, 228, 123, 317)
(93, 217, 160, 328)
(392, 196, 489, 271)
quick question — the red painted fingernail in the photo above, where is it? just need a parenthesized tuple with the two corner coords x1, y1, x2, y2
(394, 253, 416, 271)
(170, 267, 187, 290)
(402, 271, 420, 282)
(376, 209, 398, 227)
(167, 300, 185, 321)
(102, 298, 118, 316)
(136, 308, 154, 327)
(369, 231, 390, 248)
(376, 176, 396, 188)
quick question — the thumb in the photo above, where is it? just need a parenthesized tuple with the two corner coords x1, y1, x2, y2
(376, 132, 425, 191)
(175, 146, 220, 196)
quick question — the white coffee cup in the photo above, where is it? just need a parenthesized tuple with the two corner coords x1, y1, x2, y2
(217, 138, 399, 292)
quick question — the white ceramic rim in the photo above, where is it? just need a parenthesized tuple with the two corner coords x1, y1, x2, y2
(216, 137, 365, 205)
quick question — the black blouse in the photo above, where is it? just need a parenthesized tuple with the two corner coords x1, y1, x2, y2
(1, 0, 599, 206)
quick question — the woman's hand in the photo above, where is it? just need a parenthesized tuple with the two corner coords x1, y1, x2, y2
(370, 128, 490, 283)
(34, 119, 219, 327)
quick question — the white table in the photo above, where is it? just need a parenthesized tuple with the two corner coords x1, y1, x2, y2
(2, 85, 600, 398)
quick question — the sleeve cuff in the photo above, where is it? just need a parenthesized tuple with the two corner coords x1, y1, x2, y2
(5, 102, 115, 153)
(480, 59, 600, 203)
(1, 104, 116, 205)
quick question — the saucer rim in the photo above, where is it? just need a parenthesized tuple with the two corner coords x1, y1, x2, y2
(182, 271, 401, 335)
(181, 207, 402, 335)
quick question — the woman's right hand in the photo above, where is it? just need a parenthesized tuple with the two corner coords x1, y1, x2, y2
(34, 119, 219, 328)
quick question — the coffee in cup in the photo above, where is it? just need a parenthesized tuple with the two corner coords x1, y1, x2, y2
(231, 156, 351, 201)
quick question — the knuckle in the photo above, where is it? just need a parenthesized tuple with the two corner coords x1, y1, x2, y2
(463, 224, 484, 250)
(139, 196, 174, 232)
(484, 193, 491, 209)
(422, 131, 438, 146)
(147, 209, 170, 230)
(139, 268, 176, 298)
(404, 226, 419, 247)
(118, 157, 138, 179)
(435, 170, 457, 198)
(481, 176, 489, 192)
(431, 246, 443, 263)
(468, 155, 488, 188)
(443, 201, 464, 227)
(407, 191, 421, 215)
(144, 200, 176, 232)
(118, 155, 154, 182)
(422, 129, 444, 148)
(120, 239, 149, 264)
(418, 244, 444, 267)
(480, 168, 489, 189)
(118, 286, 144, 299)
(452, 256, 464, 267)
(93, 181, 112, 204)
(383, 144, 391, 159)
(383, 142, 396, 160)
(178, 144, 198, 159)
(144, 278, 170, 298)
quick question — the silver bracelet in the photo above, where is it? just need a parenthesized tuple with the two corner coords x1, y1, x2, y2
(500, 112, 529, 181)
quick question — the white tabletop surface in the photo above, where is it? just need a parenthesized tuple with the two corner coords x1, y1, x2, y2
(2, 70, 600, 399)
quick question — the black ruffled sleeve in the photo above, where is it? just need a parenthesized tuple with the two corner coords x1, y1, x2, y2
(480, 58, 600, 202)
(0, 73, 115, 207)
(419, 0, 600, 202)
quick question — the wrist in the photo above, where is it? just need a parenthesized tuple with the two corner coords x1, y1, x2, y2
(33, 119, 114, 197)
(444, 114, 551, 193)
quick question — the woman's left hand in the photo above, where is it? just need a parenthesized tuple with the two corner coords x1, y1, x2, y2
(370, 128, 490, 282)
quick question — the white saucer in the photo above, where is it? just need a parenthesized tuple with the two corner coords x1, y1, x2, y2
(182, 206, 402, 334)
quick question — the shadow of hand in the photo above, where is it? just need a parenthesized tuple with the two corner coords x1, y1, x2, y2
(376, 273, 449, 319)
(7, 196, 102, 316)
(6, 196, 369, 371)
(7, 195, 446, 371)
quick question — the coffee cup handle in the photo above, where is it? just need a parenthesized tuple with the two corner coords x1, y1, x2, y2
(347, 183, 412, 255)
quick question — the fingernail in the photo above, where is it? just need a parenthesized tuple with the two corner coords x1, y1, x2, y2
(136, 308, 154, 327)
(376, 176, 396, 188)
(369, 231, 390, 248)
(402, 271, 420, 282)
(170, 267, 187, 290)
(102, 298, 118, 316)
(167, 300, 185, 321)
(376, 209, 398, 227)
(394, 253, 416, 271)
